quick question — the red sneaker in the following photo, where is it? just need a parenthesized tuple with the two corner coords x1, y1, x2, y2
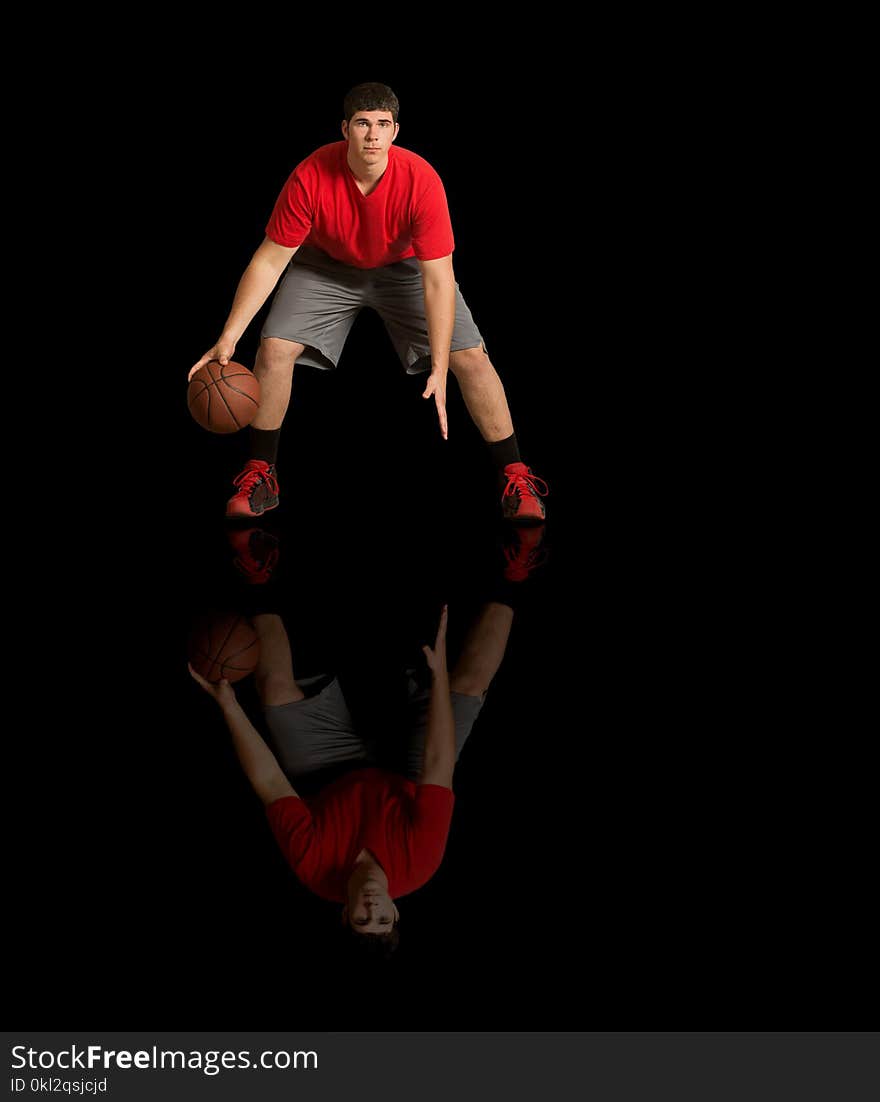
(227, 526, 280, 584)
(226, 460, 279, 519)
(503, 525, 548, 582)
(501, 462, 548, 523)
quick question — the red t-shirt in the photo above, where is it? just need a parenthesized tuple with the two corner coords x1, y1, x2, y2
(266, 767, 455, 901)
(264, 141, 455, 269)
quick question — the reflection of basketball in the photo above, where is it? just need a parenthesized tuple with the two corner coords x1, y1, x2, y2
(188, 613, 260, 683)
(187, 361, 261, 433)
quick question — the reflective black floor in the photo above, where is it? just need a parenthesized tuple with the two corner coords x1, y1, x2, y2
(175, 496, 561, 982)
(15, 323, 869, 1024)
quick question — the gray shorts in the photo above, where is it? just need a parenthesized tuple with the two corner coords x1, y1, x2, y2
(261, 245, 487, 374)
(263, 674, 485, 782)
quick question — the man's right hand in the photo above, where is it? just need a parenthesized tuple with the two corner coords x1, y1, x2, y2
(188, 662, 238, 711)
(189, 337, 237, 382)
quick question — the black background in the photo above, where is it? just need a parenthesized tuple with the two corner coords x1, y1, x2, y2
(12, 54, 869, 1027)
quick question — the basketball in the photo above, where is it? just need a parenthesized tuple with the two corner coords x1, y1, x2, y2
(188, 613, 261, 684)
(187, 361, 261, 433)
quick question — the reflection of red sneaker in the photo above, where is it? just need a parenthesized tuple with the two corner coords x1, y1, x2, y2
(501, 462, 548, 523)
(227, 527, 280, 585)
(226, 460, 279, 519)
(503, 525, 548, 582)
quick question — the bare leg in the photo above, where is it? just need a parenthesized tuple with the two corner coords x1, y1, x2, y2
(252, 613, 305, 706)
(448, 344, 515, 442)
(251, 337, 306, 430)
(449, 602, 515, 698)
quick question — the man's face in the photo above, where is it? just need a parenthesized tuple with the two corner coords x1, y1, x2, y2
(342, 110, 398, 161)
(343, 877, 399, 935)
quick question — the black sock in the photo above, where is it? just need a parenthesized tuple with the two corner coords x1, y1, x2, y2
(486, 578, 521, 613)
(250, 427, 281, 466)
(487, 433, 521, 474)
(238, 584, 282, 620)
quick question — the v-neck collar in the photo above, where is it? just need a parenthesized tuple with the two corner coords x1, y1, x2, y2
(344, 145, 391, 200)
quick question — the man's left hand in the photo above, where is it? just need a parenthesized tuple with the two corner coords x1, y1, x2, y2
(422, 369, 448, 440)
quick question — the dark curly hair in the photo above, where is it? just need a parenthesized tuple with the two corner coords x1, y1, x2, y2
(343, 82, 400, 125)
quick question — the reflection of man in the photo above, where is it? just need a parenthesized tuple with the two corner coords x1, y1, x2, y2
(189, 601, 513, 955)
(188, 81, 548, 524)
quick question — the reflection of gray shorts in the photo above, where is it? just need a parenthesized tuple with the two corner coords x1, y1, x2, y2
(263, 674, 485, 782)
(261, 245, 487, 374)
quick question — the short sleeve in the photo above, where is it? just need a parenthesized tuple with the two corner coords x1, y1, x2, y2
(265, 169, 314, 248)
(410, 783, 455, 868)
(266, 795, 314, 871)
(411, 181, 455, 261)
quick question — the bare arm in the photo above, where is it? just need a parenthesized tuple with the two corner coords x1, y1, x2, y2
(418, 255, 456, 440)
(221, 697, 297, 805)
(188, 664, 297, 805)
(419, 606, 455, 789)
(189, 237, 299, 379)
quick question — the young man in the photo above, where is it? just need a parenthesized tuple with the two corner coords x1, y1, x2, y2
(189, 82, 548, 523)
(188, 598, 515, 951)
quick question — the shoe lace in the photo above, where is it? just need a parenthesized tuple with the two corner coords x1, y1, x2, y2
(233, 463, 279, 495)
(502, 468, 549, 501)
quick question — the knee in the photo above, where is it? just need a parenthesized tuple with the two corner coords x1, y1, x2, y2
(450, 671, 489, 699)
(260, 337, 305, 371)
(449, 343, 493, 380)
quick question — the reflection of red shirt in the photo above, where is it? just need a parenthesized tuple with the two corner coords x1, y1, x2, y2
(266, 768, 455, 902)
(265, 141, 455, 268)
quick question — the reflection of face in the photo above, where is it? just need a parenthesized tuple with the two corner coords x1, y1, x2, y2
(342, 110, 399, 162)
(345, 877, 399, 935)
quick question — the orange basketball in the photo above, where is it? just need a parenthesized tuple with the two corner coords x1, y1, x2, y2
(188, 613, 260, 684)
(187, 361, 261, 433)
